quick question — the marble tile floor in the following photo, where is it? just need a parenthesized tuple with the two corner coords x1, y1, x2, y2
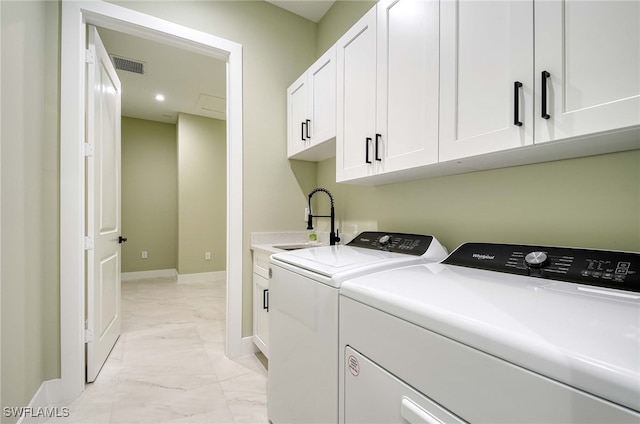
(47, 277, 268, 424)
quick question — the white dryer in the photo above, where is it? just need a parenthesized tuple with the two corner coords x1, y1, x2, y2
(267, 232, 448, 424)
(340, 242, 640, 423)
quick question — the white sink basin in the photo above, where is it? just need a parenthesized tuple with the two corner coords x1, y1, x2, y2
(273, 243, 323, 251)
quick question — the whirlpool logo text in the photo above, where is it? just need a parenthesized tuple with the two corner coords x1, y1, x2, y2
(472, 253, 495, 260)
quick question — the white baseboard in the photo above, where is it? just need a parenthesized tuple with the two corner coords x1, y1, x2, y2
(177, 271, 226, 283)
(240, 335, 259, 356)
(15, 379, 65, 424)
(121, 269, 177, 281)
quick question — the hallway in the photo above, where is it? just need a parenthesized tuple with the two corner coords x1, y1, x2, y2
(48, 277, 268, 423)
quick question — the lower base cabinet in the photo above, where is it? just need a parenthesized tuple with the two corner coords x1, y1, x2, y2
(252, 251, 270, 357)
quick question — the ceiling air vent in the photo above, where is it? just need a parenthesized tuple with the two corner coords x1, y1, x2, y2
(110, 55, 146, 75)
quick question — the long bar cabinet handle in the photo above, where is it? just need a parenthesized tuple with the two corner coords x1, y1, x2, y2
(541, 71, 551, 119)
(514, 81, 523, 127)
(263, 289, 269, 312)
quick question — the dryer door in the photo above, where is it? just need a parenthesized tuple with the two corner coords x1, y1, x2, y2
(344, 346, 466, 424)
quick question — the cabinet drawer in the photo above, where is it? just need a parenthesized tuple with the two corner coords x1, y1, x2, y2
(253, 251, 271, 279)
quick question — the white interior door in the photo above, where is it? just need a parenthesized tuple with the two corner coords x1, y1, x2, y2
(86, 25, 122, 383)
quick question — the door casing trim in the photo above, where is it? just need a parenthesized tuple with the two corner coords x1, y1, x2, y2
(60, 0, 246, 400)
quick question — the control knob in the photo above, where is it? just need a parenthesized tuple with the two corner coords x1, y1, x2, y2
(525, 251, 549, 269)
(378, 235, 392, 247)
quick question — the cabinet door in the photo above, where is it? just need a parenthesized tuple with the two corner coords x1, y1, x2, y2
(287, 73, 309, 158)
(376, 0, 439, 174)
(440, 0, 534, 162)
(336, 7, 377, 182)
(308, 46, 336, 145)
(535, 0, 640, 143)
(253, 273, 269, 357)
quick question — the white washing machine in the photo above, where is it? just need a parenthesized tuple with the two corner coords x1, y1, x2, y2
(267, 232, 448, 424)
(340, 242, 640, 423)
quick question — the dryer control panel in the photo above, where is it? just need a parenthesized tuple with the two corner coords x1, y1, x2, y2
(444, 243, 640, 293)
(347, 232, 434, 256)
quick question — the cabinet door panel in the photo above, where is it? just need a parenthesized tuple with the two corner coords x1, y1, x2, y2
(535, 0, 640, 143)
(253, 273, 269, 357)
(337, 8, 377, 182)
(287, 74, 308, 158)
(309, 47, 336, 144)
(440, 0, 533, 161)
(377, 0, 439, 173)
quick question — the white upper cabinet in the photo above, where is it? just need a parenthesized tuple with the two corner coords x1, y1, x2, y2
(287, 73, 309, 158)
(439, 0, 534, 162)
(534, 0, 640, 143)
(376, 0, 440, 174)
(337, 0, 439, 182)
(325, 0, 639, 184)
(287, 46, 337, 161)
(336, 7, 378, 182)
(308, 48, 337, 145)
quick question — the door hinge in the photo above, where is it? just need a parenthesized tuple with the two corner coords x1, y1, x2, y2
(84, 328, 94, 343)
(84, 143, 95, 157)
(84, 236, 94, 250)
(85, 48, 95, 64)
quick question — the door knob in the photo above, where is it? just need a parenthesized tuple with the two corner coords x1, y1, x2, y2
(118, 236, 128, 244)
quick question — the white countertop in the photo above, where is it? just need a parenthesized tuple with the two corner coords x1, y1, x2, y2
(250, 231, 330, 256)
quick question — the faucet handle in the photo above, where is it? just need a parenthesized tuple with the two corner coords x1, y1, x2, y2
(335, 229, 341, 244)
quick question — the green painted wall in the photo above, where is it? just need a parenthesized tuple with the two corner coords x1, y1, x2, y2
(177, 113, 227, 275)
(108, 0, 319, 336)
(316, 1, 640, 253)
(317, 152, 640, 252)
(316, 0, 376, 55)
(121, 117, 177, 273)
(1, 0, 60, 418)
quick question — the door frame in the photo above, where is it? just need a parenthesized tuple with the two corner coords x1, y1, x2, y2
(60, 0, 246, 400)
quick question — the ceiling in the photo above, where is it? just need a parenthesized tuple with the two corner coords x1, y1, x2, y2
(266, 0, 335, 22)
(97, 27, 227, 124)
(97, 1, 334, 125)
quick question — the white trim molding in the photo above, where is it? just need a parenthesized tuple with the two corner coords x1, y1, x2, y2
(14, 379, 64, 424)
(60, 0, 245, 403)
(121, 269, 177, 281)
(177, 271, 227, 283)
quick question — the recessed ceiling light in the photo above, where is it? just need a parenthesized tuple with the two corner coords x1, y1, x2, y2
(155, 94, 165, 101)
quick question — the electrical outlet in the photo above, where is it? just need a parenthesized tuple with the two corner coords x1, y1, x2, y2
(205, 251, 211, 260)
(142, 251, 148, 259)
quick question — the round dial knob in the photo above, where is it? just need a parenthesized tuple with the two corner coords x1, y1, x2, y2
(525, 251, 549, 269)
(379, 235, 392, 245)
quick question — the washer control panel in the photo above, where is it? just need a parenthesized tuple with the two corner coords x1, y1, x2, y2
(347, 232, 434, 256)
(443, 243, 640, 292)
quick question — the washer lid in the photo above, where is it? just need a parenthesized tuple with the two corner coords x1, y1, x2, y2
(341, 263, 640, 413)
(271, 244, 415, 279)
(271, 232, 448, 281)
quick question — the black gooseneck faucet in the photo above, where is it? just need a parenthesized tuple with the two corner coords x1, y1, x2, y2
(307, 188, 341, 246)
